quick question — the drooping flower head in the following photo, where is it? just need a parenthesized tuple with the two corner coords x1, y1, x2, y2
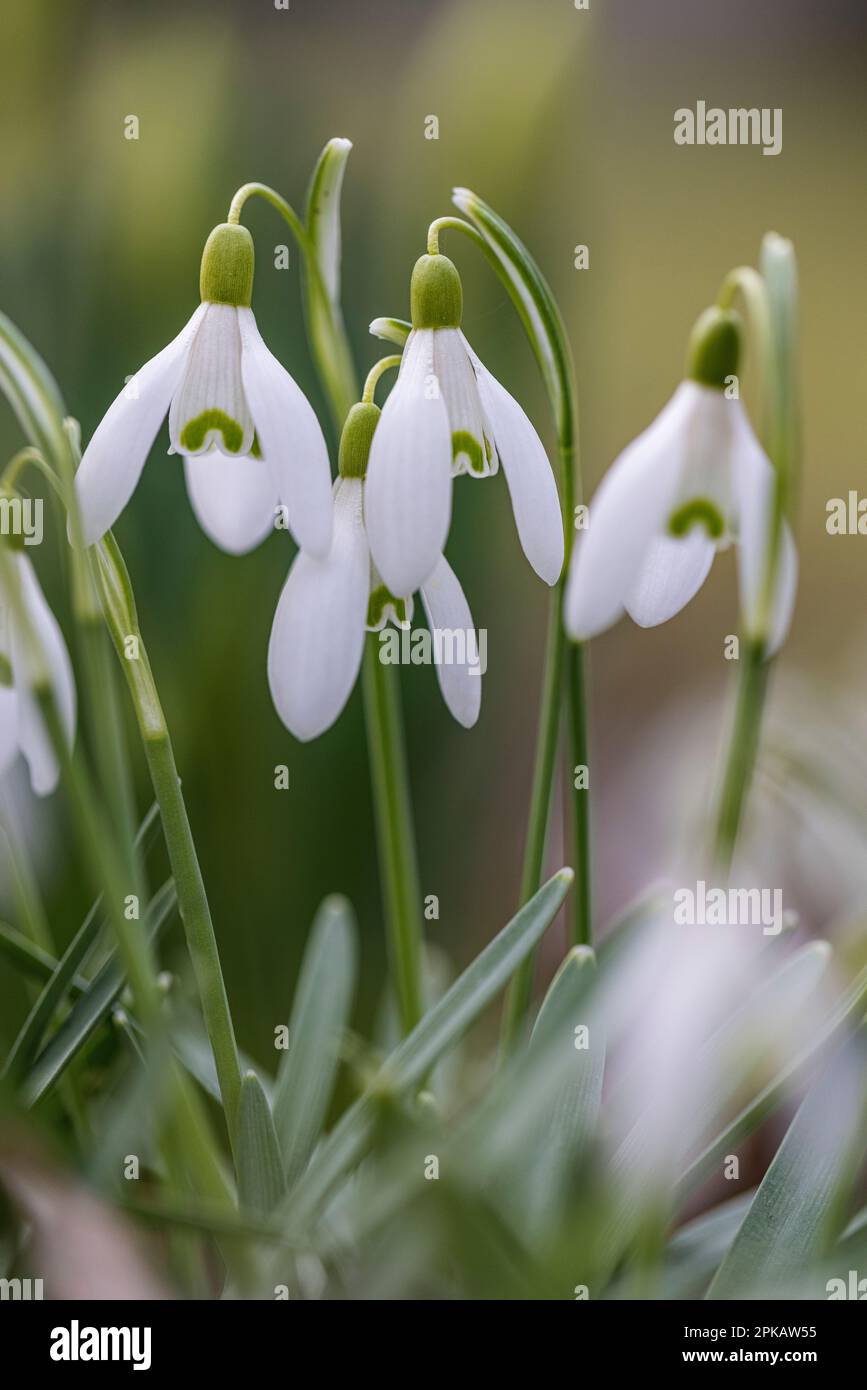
(268, 397, 481, 742)
(75, 222, 333, 557)
(364, 252, 564, 599)
(565, 307, 797, 652)
(0, 507, 75, 795)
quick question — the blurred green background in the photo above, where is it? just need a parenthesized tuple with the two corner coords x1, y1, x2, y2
(1, 0, 866, 1062)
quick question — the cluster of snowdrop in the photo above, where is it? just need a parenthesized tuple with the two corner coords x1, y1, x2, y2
(1, 191, 797, 795)
(74, 227, 565, 742)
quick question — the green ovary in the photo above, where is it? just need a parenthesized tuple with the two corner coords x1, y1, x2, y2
(180, 409, 245, 455)
(367, 585, 410, 631)
(668, 497, 725, 540)
(452, 430, 485, 475)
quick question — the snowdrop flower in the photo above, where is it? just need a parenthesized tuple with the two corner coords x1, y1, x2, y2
(75, 222, 332, 557)
(565, 309, 797, 653)
(364, 253, 563, 598)
(0, 521, 75, 795)
(268, 401, 481, 741)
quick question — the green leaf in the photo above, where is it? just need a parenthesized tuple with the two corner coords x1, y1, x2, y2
(0, 309, 69, 464)
(237, 1071, 286, 1217)
(369, 316, 411, 347)
(707, 1028, 867, 1300)
(5, 901, 103, 1082)
(451, 187, 574, 444)
(21, 879, 177, 1106)
(303, 137, 357, 426)
(272, 895, 358, 1187)
(276, 868, 573, 1237)
(170, 1007, 265, 1106)
(0, 920, 88, 995)
(525, 946, 603, 1229)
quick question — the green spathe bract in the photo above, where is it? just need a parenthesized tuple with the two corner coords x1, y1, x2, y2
(338, 401, 380, 479)
(199, 222, 255, 308)
(410, 253, 463, 329)
(686, 306, 742, 390)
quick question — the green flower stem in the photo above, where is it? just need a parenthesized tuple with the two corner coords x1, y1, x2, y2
(711, 240, 798, 869)
(362, 356, 401, 403)
(362, 638, 424, 1034)
(432, 202, 592, 1048)
(246, 148, 425, 1039)
(95, 533, 243, 1145)
(227, 180, 356, 429)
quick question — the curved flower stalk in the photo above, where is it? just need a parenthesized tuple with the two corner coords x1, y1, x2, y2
(564, 307, 798, 653)
(75, 222, 332, 557)
(365, 252, 563, 598)
(0, 525, 76, 796)
(269, 390, 481, 742)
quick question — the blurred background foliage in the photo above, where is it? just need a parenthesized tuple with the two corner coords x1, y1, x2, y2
(1, 0, 866, 1073)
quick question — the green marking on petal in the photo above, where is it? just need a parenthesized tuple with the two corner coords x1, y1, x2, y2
(0, 652, 12, 686)
(180, 409, 245, 455)
(367, 584, 410, 632)
(452, 430, 486, 475)
(484, 433, 494, 463)
(250, 432, 263, 460)
(668, 498, 725, 540)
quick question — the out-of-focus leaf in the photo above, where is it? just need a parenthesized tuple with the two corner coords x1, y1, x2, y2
(607, 1192, 755, 1301)
(276, 869, 573, 1236)
(21, 879, 176, 1106)
(678, 958, 867, 1198)
(237, 1072, 285, 1217)
(272, 895, 357, 1188)
(0, 310, 69, 463)
(708, 1028, 867, 1300)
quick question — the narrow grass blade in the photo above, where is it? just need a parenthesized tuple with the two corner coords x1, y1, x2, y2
(276, 868, 573, 1236)
(4, 901, 102, 1081)
(21, 879, 177, 1105)
(237, 1072, 286, 1217)
(708, 1028, 867, 1300)
(0, 920, 88, 994)
(273, 895, 358, 1187)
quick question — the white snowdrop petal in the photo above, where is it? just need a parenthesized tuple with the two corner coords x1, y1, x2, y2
(168, 304, 254, 458)
(8, 556, 76, 796)
(463, 334, 563, 585)
(183, 451, 277, 556)
(238, 308, 333, 558)
(625, 529, 716, 628)
(75, 305, 206, 546)
(434, 329, 495, 477)
(364, 328, 452, 597)
(267, 478, 368, 741)
(420, 555, 481, 729)
(565, 384, 690, 639)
